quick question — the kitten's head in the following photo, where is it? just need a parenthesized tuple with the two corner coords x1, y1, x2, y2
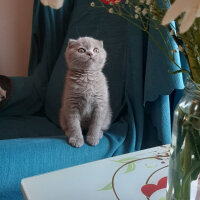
(65, 37, 107, 71)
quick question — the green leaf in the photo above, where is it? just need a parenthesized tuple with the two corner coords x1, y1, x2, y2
(124, 163, 136, 173)
(113, 157, 136, 164)
(145, 164, 153, 168)
(169, 70, 183, 74)
(99, 182, 112, 191)
(159, 197, 165, 200)
(168, 69, 191, 76)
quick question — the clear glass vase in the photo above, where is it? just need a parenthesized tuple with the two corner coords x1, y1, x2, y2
(166, 80, 200, 200)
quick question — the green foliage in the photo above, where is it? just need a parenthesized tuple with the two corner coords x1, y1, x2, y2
(124, 162, 136, 173)
(99, 182, 112, 191)
(113, 157, 137, 164)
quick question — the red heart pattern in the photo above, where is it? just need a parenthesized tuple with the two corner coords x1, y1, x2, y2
(141, 177, 167, 198)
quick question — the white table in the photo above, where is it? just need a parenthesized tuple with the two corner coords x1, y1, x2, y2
(21, 145, 170, 200)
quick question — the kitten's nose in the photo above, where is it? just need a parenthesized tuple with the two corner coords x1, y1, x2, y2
(87, 52, 93, 57)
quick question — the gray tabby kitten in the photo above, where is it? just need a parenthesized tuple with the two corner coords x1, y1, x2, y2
(60, 37, 112, 148)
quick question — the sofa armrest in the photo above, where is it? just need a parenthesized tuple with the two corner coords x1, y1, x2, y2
(0, 77, 43, 116)
(0, 135, 115, 200)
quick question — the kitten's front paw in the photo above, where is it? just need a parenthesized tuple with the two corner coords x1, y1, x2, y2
(68, 136, 84, 148)
(86, 136, 99, 146)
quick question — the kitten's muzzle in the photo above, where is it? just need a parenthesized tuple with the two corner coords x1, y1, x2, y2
(87, 52, 93, 57)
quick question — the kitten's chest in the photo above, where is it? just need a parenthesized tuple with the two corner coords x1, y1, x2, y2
(70, 73, 103, 98)
(81, 97, 93, 117)
(81, 82, 97, 98)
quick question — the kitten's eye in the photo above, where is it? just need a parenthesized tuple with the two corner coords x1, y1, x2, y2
(78, 48, 86, 53)
(93, 48, 99, 53)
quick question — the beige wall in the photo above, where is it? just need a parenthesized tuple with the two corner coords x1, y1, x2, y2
(0, 0, 34, 77)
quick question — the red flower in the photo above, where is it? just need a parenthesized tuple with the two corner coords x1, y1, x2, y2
(101, 0, 121, 5)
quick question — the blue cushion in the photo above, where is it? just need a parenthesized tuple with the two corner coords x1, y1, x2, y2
(0, 120, 126, 200)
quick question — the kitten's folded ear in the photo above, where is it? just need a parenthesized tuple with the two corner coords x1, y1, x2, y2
(99, 40, 104, 47)
(68, 39, 77, 48)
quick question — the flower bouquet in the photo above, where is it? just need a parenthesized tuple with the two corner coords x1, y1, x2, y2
(90, 0, 200, 199)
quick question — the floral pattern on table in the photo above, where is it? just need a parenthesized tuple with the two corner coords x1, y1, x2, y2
(99, 145, 170, 200)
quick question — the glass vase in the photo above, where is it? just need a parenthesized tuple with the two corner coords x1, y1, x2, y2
(166, 80, 200, 200)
